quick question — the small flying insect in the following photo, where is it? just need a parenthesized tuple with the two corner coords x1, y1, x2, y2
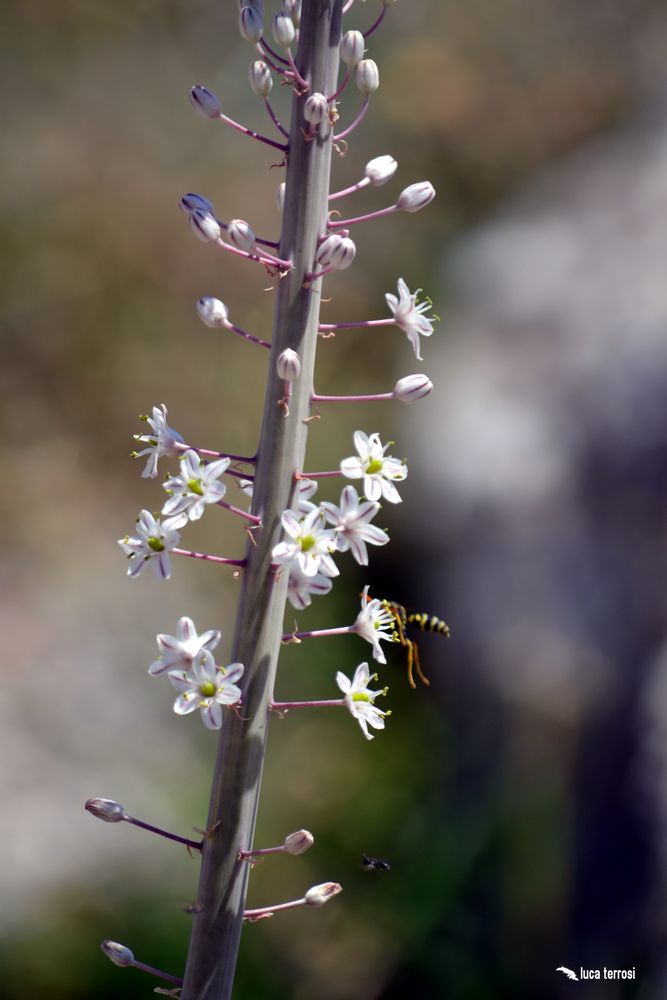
(362, 854, 391, 872)
(368, 595, 451, 689)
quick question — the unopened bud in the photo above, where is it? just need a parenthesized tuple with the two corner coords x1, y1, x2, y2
(249, 60, 273, 97)
(227, 219, 256, 252)
(101, 941, 135, 968)
(276, 182, 286, 214)
(85, 798, 126, 823)
(276, 348, 301, 381)
(189, 210, 221, 244)
(315, 233, 356, 271)
(341, 30, 364, 67)
(179, 192, 215, 216)
(197, 297, 229, 328)
(304, 93, 328, 125)
(189, 84, 221, 119)
(239, 5, 263, 43)
(355, 59, 379, 95)
(305, 882, 343, 907)
(394, 373, 433, 403)
(398, 181, 436, 213)
(284, 829, 314, 855)
(272, 12, 295, 48)
(365, 155, 397, 186)
(281, 0, 301, 24)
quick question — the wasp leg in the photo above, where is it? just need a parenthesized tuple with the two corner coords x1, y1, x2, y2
(411, 639, 430, 687)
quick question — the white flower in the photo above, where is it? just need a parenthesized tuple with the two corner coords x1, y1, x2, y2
(294, 478, 318, 515)
(286, 562, 334, 609)
(161, 449, 230, 529)
(133, 404, 185, 479)
(118, 510, 180, 581)
(320, 486, 389, 566)
(353, 585, 397, 664)
(272, 506, 339, 577)
(169, 651, 244, 730)
(149, 616, 221, 676)
(336, 662, 389, 740)
(340, 431, 407, 504)
(385, 279, 436, 361)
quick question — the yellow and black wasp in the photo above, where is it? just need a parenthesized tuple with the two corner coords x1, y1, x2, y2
(371, 596, 451, 689)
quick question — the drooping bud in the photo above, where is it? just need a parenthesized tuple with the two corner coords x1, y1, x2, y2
(304, 93, 328, 126)
(398, 181, 436, 213)
(276, 182, 286, 214)
(276, 348, 301, 381)
(340, 30, 364, 67)
(272, 12, 296, 48)
(189, 210, 221, 244)
(248, 60, 273, 98)
(101, 941, 135, 968)
(179, 192, 215, 216)
(304, 882, 343, 907)
(315, 233, 356, 271)
(227, 219, 256, 252)
(239, 5, 263, 44)
(355, 59, 379, 95)
(393, 374, 433, 403)
(284, 829, 314, 855)
(189, 84, 221, 119)
(197, 297, 230, 328)
(85, 798, 127, 823)
(365, 155, 397, 186)
(281, 0, 301, 24)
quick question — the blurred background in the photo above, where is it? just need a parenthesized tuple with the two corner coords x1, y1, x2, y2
(3, 0, 667, 996)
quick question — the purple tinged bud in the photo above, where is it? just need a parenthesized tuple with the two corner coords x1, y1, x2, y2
(398, 181, 436, 213)
(315, 233, 356, 271)
(179, 192, 215, 216)
(249, 60, 273, 97)
(189, 85, 221, 119)
(197, 297, 229, 328)
(239, 6, 263, 43)
(304, 93, 328, 125)
(85, 798, 126, 822)
(101, 941, 135, 967)
(304, 882, 343, 907)
(355, 59, 379, 95)
(189, 210, 222, 244)
(272, 12, 296, 48)
(365, 155, 398, 186)
(276, 182, 286, 214)
(227, 218, 256, 252)
(276, 348, 301, 381)
(282, 0, 301, 24)
(394, 374, 433, 403)
(340, 30, 365, 67)
(284, 829, 314, 855)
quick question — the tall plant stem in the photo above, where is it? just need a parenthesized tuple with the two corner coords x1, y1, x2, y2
(180, 3, 343, 997)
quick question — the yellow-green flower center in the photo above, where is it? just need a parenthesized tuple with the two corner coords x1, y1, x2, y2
(366, 459, 383, 475)
(351, 692, 371, 703)
(200, 681, 216, 698)
(148, 536, 165, 552)
(187, 478, 204, 496)
(300, 534, 315, 553)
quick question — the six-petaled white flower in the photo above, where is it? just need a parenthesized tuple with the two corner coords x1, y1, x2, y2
(133, 404, 185, 479)
(320, 486, 389, 566)
(272, 507, 339, 578)
(336, 662, 389, 740)
(168, 651, 244, 730)
(353, 585, 397, 664)
(286, 562, 334, 609)
(385, 278, 436, 361)
(118, 510, 180, 581)
(340, 431, 407, 504)
(161, 449, 230, 529)
(149, 616, 221, 676)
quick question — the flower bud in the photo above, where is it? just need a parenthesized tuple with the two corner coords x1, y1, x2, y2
(179, 192, 215, 216)
(393, 374, 433, 403)
(272, 12, 295, 48)
(189, 210, 221, 244)
(101, 941, 135, 967)
(197, 297, 230, 328)
(355, 59, 379, 95)
(305, 882, 343, 907)
(281, 0, 301, 24)
(365, 155, 397, 186)
(315, 233, 356, 271)
(189, 84, 221, 119)
(284, 829, 314, 855)
(276, 182, 286, 214)
(304, 92, 328, 125)
(398, 181, 436, 213)
(276, 348, 301, 381)
(248, 60, 273, 97)
(341, 30, 364, 67)
(227, 218, 256, 252)
(239, 5, 263, 43)
(85, 798, 126, 823)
